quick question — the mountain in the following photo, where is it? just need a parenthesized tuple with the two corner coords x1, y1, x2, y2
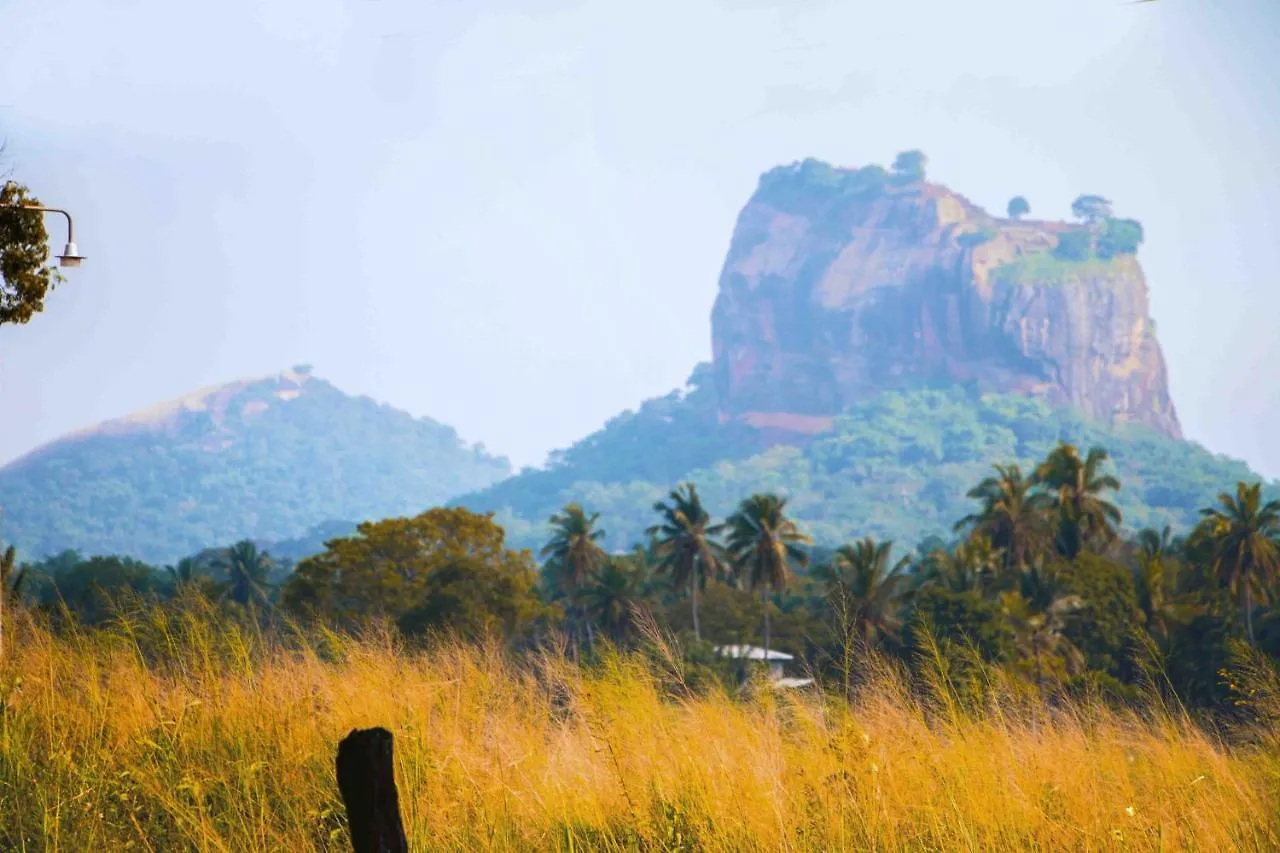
(453, 158, 1272, 552)
(0, 366, 511, 563)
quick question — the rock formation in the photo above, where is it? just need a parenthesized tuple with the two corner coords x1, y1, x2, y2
(710, 159, 1182, 439)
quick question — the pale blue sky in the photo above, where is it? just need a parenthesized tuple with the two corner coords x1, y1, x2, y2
(1, 0, 1277, 477)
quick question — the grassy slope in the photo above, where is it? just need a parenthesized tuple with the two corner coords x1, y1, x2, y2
(0, 375, 511, 564)
(455, 380, 1277, 553)
(2, 607, 1276, 850)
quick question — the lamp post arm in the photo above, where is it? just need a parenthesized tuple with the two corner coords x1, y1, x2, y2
(18, 205, 75, 244)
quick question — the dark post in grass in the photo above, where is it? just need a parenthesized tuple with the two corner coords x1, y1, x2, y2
(336, 727, 409, 853)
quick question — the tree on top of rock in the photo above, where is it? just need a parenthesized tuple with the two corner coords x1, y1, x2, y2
(891, 150, 928, 183)
(1070, 194, 1113, 224)
(1096, 218, 1144, 259)
(1007, 196, 1030, 220)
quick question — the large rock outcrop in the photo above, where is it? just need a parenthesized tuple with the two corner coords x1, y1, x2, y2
(710, 159, 1182, 439)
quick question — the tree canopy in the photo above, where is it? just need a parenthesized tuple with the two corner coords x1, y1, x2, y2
(1097, 217, 1144, 258)
(1070, 194, 1113, 224)
(891, 150, 928, 183)
(0, 181, 61, 326)
(282, 507, 549, 641)
(1052, 229, 1093, 262)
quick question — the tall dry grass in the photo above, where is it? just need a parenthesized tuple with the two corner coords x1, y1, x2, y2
(0, 598, 1277, 852)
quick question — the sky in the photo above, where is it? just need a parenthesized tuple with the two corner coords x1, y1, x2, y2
(1, 0, 1278, 477)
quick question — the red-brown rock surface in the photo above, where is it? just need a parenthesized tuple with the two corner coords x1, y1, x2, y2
(710, 160, 1181, 439)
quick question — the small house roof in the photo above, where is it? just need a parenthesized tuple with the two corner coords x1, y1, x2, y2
(714, 644, 794, 661)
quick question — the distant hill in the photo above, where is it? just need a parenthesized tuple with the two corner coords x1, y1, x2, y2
(0, 366, 511, 564)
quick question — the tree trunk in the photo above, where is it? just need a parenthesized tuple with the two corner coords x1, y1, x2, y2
(761, 588, 771, 665)
(1034, 642, 1044, 700)
(336, 728, 409, 853)
(691, 579, 701, 642)
(1244, 585, 1255, 646)
(570, 603, 581, 664)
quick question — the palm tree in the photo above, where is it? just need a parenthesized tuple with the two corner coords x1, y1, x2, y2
(819, 537, 908, 649)
(921, 536, 1004, 595)
(1036, 443, 1122, 558)
(216, 541, 273, 608)
(724, 493, 810, 661)
(1193, 482, 1280, 645)
(578, 556, 646, 645)
(955, 464, 1052, 574)
(1003, 591, 1085, 698)
(541, 503, 608, 592)
(541, 503, 608, 654)
(646, 483, 726, 641)
(167, 557, 197, 587)
(166, 557, 222, 600)
(1131, 526, 1198, 644)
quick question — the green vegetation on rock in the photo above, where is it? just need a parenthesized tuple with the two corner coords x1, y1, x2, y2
(753, 158, 891, 213)
(991, 250, 1120, 287)
(1097, 216, 1144, 258)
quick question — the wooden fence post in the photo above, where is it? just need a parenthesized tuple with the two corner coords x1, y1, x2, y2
(336, 727, 409, 853)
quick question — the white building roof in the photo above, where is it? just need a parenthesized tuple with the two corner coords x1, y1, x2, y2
(714, 644, 794, 661)
(773, 677, 815, 689)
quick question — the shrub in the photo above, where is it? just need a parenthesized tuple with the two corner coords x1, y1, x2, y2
(1070, 194, 1112, 223)
(1097, 217, 1144, 258)
(891, 149, 928, 183)
(1053, 229, 1093, 262)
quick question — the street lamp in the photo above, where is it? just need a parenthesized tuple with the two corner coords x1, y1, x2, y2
(27, 205, 85, 267)
(2, 204, 86, 267)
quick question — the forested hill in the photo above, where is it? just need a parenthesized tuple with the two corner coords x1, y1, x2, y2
(453, 371, 1275, 554)
(0, 366, 511, 564)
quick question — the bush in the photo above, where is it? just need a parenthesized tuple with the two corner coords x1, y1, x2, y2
(1052, 229, 1092, 262)
(1097, 217, 1144, 258)
(1070, 194, 1112, 223)
(891, 150, 928, 183)
(755, 161, 891, 212)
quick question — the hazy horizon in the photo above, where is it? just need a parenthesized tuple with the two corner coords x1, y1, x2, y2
(2, 0, 1278, 478)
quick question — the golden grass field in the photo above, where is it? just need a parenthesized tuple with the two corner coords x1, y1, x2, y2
(1, 600, 1278, 852)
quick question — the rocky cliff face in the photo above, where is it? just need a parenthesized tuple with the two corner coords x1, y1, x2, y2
(710, 159, 1182, 439)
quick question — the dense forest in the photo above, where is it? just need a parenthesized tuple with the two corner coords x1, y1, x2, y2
(7, 438, 1278, 718)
